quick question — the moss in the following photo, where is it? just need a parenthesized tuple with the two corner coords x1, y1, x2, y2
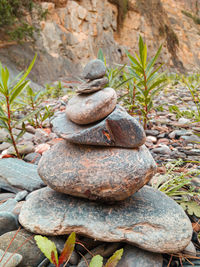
(108, 0, 129, 27)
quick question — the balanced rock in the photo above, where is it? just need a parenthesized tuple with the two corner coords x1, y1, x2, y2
(66, 87, 117, 125)
(76, 77, 108, 94)
(82, 59, 106, 80)
(38, 140, 156, 201)
(52, 105, 146, 148)
(19, 186, 193, 253)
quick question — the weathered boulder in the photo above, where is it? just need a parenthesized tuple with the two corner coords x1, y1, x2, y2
(52, 105, 146, 148)
(82, 59, 106, 80)
(66, 87, 117, 125)
(76, 77, 108, 94)
(19, 186, 193, 253)
(38, 140, 156, 201)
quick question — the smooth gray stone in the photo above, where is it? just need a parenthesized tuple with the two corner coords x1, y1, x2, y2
(119, 245, 163, 267)
(0, 212, 18, 235)
(19, 186, 192, 253)
(15, 190, 29, 202)
(0, 229, 45, 267)
(0, 249, 22, 267)
(24, 152, 41, 164)
(76, 77, 108, 93)
(82, 59, 106, 80)
(0, 199, 17, 212)
(52, 105, 146, 148)
(0, 158, 45, 192)
(37, 140, 156, 201)
(66, 87, 117, 125)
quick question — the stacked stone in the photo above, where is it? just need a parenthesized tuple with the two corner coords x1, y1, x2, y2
(18, 60, 192, 255)
(36, 59, 157, 202)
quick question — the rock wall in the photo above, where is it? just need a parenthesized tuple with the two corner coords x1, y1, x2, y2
(0, 0, 199, 85)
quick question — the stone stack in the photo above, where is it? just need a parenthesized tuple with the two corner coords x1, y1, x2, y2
(19, 60, 192, 256)
(37, 59, 156, 202)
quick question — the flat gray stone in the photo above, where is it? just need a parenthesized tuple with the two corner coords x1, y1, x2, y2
(38, 140, 156, 201)
(66, 87, 117, 125)
(119, 245, 163, 267)
(19, 186, 193, 253)
(0, 158, 45, 192)
(76, 77, 108, 93)
(52, 105, 146, 148)
(0, 249, 22, 267)
(82, 59, 106, 80)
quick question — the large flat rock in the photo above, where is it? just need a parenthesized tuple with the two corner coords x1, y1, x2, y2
(52, 105, 146, 148)
(0, 158, 45, 192)
(38, 140, 156, 201)
(19, 186, 193, 253)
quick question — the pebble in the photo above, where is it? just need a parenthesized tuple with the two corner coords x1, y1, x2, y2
(82, 59, 106, 80)
(0, 212, 19, 235)
(7, 142, 35, 155)
(152, 145, 171, 155)
(0, 249, 22, 267)
(76, 77, 108, 93)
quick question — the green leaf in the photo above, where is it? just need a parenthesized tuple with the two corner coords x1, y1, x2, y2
(89, 255, 103, 267)
(146, 45, 162, 73)
(0, 119, 8, 129)
(10, 80, 30, 104)
(34, 235, 58, 265)
(104, 248, 124, 267)
(14, 108, 43, 126)
(126, 51, 143, 71)
(181, 201, 200, 217)
(97, 48, 104, 62)
(58, 232, 76, 265)
(10, 54, 37, 95)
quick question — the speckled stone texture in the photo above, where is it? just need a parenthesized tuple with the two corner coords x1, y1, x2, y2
(82, 59, 106, 80)
(19, 186, 193, 253)
(52, 105, 146, 148)
(38, 140, 157, 201)
(66, 87, 117, 125)
(76, 77, 108, 93)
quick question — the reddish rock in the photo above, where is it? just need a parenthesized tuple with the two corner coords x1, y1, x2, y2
(66, 87, 117, 125)
(52, 105, 146, 148)
(38, 140, 157, 201)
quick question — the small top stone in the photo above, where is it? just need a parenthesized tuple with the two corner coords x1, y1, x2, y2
(82, 59, 106, 80)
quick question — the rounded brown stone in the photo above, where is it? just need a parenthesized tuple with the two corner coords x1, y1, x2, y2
(66, 87, 117, 125)
(38, 140, 157, 201)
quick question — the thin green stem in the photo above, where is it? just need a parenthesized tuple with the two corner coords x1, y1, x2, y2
(6, 96, 21, 158)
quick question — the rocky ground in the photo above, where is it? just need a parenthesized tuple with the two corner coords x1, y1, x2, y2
(0, 79, 200, 267)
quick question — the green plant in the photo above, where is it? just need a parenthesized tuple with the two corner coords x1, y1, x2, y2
(22, 86, 54, 128)
(182, 10, 200, 25)
(35, 232, 123, 267)
(0, 54, 36, 158)
(152, 159, 200, 218)
(97, 48, 130, 90)
(126, 36, 167, 129)
(45, 81, 66, 99)
(168, 73, 200, 122)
